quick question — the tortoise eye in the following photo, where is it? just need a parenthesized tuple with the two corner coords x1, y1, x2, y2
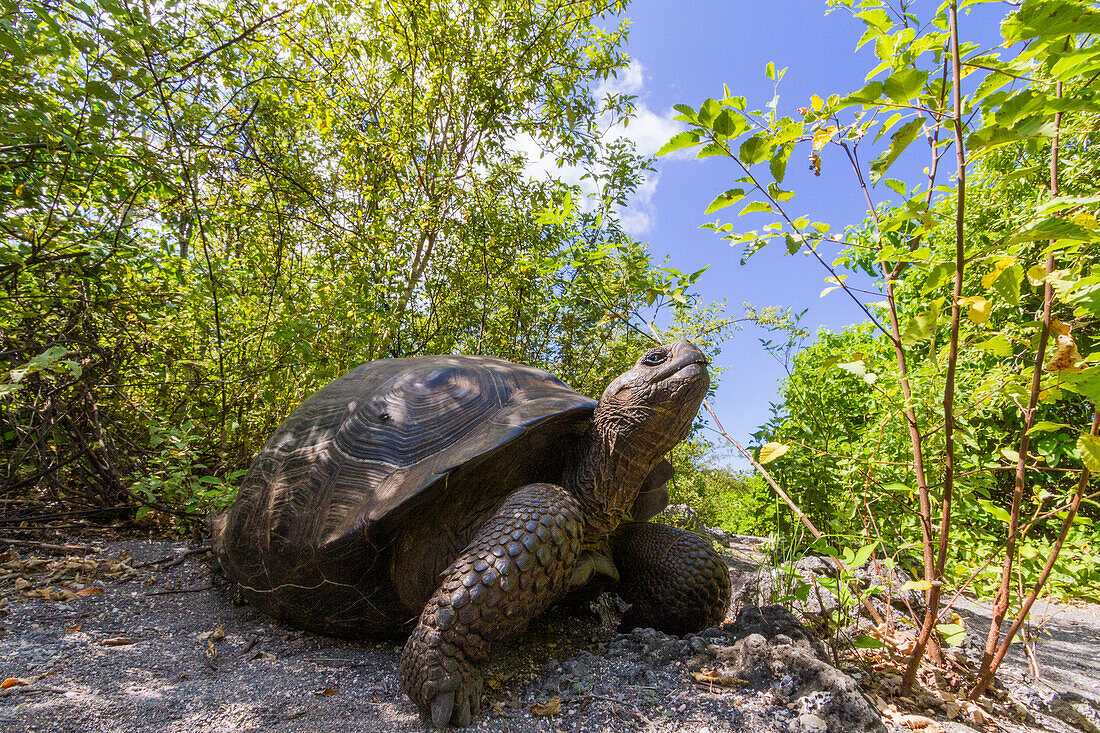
(641, 350, 667, 366)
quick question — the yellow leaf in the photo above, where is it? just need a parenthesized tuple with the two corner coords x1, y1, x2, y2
(1050, 318, 1071, 337)
(1045, 333, 1084, 372)
(981, 257, 1016, 288)
(810, 94, 824, 111)
(1, 678, 29, 689)
(966, 297, 991, 324)
(1078, 434, 1100, 473)
(313, 686, 339, 697)
(759, 442, 790, 464)
(812, 126, 837, 152)
(530, 697, 561, 716)
(1071, 211, 1097, 229)
(1027, 264, 1047, 286)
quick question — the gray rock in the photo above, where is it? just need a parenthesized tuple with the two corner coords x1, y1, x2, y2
(657, 503, 700, 531)
(1049, 692, 1100, 733)
(694, 606, 885, 732)
(790, 712, 828, 733)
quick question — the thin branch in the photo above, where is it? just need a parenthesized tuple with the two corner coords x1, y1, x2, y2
(703, 401, 885, 626)
(902, 3, 966, 693)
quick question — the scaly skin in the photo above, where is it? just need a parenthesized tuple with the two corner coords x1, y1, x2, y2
(399, 483, 583, 727)
(611, 522, 731, 636)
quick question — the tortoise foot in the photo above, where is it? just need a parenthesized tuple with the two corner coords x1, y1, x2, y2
(611, 522, 731, 635)
(399, 483, 584, 726)
(400, 620, 483, 727)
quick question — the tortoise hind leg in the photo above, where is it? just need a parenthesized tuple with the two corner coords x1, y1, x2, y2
(611, 522, 731, 636)
(399, 483, 583, 728)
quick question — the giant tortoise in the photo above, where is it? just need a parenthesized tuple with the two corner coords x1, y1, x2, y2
(210, 340, 730, 727)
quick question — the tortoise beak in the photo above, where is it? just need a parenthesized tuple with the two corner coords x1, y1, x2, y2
(654, 340, 709, 383)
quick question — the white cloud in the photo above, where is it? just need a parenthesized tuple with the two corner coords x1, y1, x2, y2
(599, 61, 690, 235)
(617, 172, 659, 236)
(510, 60, 692, 236)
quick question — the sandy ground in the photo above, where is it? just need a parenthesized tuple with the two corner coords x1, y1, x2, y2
(953, 594, 1100, 704)
(2, 534, 1097, 733)
(0, 536, 842, 733)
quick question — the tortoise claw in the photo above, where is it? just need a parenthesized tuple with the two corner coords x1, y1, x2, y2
(431, 692, 454, 729)
(456, 694, 472, 726)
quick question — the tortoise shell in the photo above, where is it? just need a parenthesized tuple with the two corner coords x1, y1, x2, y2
(220, 355, 599, 544)
(210, 355, 600, 633)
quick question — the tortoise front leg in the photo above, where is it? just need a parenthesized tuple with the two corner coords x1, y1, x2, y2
(399, 483, 583, 728)
(611, 522, 731, 636)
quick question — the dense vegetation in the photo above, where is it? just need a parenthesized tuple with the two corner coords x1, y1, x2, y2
(1, 0, 747, 527)
(663, 0, 1100, 694)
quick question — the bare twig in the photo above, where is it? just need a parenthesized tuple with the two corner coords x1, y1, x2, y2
(703, 401, 885, 626)
(133, 545, 212, 569)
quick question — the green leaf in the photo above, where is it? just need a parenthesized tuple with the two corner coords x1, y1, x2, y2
(770, 146, 791, 184)
(712, 109, 738, 137)
(922, 262, 955, 294)
(1079, 434, 1100, 473)
(697, 142, 730, 158)
(842, 80, 884, 107)
(838, 360, 867, 377)
(853, 635, 886, 649)
(699, 98, 721, 126)
(991, 264, 1024, 306)
(869, 118, 923, 183)
(969, 118, 1057, 151)
(973, 335, 1013, 357)
(901, 307, 938, 345)
(738, 135, 770, 165)
(1008, 217, 1097, 243)
(738, 201, 774, 216)
(883, 69, 928, 103)
(1029, 421, 1074, 435)
(657, 131, 701, 157)
(852, 543, 876, 568)
(672, 103, 697, 123)
(937, 623, 966, 647)
(979, 499, 1012, 524)
(1061, 367, 1100, 404)
(703, 188, 746, 214)
(1002, 2, 1100, 43)
(758, 442, 790, 464)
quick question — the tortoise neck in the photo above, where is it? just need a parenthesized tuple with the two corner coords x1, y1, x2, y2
(564, 415, 661, 546)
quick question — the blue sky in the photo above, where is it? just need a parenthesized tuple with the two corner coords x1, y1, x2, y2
(607, 1, 1006, 467)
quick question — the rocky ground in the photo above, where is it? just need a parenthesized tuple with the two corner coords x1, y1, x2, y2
(0, 530, 1097, 733)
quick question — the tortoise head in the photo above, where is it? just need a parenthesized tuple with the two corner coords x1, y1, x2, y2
(571, 340, 708, 534)
(590, 340, 709, 472)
